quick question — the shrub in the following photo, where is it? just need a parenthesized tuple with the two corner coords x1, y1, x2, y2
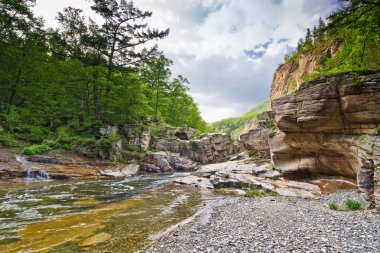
(0, 133, 17, 147)
(22, 144, 51, 155)
(222, 173, 231, 179)
(328, 202, 339, 210)
(28, 126, 49, 142)
(345, 199, 362, 211)
(245, 189, 266, 198)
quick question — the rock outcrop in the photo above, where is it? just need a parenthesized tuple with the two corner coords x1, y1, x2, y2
(175, 159, 322, 198)
(270, 72, 380, 210)
(270, 38, 344, 100)
(154, 133, 241, 164)
(239, 111, 274, 159)
(141, 151, 199, 173)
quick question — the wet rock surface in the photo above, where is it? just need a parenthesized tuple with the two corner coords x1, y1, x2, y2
(146, 190, 380, 253)
(0, 148, 24, 179)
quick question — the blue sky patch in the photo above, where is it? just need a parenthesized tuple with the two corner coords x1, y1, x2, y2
(244, 49, 266, 59)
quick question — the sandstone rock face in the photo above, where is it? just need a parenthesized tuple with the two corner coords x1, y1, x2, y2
(270, 39, 344, 100)
(239, 111, 274, 159)
(0, 151, 140, 180)
(154, 133, 241, 164)
(141, 151, 199, 173)
(270, 72, 380, 210)
(0, 148, 24, 180)
(240, 129, 271, 159)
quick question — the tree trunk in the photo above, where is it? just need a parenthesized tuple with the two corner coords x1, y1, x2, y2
(6, 67, 22, 114)
(154, 87, 159, 124)
(93, 71, 100, 121)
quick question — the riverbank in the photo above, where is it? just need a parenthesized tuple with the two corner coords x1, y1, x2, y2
(145, 190, 380, 253)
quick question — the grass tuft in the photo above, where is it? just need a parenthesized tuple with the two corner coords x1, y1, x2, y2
(345, 199, 362, 211)
(222, 173, 231, 179)
(245, 189, 266, 198)
(328, 202, 339, 210)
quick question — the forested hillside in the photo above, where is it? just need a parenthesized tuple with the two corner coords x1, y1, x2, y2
(210, 100, 270, 139)
(0, 0, 207, 151)
(285, 0, 380, 82)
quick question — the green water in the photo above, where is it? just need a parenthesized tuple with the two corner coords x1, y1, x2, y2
(0, 174, 201, 253)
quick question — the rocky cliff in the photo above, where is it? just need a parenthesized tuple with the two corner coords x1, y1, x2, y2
(270, 72, 380, 210)
(154, 133, 241, 164)
(270, 39, 344, 100)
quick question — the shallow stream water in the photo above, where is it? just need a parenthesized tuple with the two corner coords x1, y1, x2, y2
(0, 173, 202, 253)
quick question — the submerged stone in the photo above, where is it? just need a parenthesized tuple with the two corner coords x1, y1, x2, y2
(79, 232, 112, 247)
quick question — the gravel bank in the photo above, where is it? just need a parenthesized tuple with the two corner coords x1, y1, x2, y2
(144, 190, 380, 253)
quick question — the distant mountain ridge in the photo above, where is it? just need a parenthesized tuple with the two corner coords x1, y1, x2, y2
(210, 100, 270, 139)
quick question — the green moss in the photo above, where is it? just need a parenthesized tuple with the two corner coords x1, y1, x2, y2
(363, 148, 374, 156)
(244, 189, 266, 198)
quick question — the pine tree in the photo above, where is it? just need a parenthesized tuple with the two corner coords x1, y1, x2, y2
(296, 38, 305, 51)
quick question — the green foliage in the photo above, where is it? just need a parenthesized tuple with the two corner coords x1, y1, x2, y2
(328, 202, 339, 210)
(328, 199, 363, 211)
(0, 1, 208, 155)
(222, 173, 231, 179)
(283, 1, 380, 85)
(345, 199, 363, 211)
(210, 100, 270, 139)
(0, 132, 18, 147)
(244, 189, 266, 198)
(22, 144, 51, 155)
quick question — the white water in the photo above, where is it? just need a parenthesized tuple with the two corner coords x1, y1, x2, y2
(16, 156, 51, 181)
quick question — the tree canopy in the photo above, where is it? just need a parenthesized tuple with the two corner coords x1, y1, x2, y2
(0, 0, 207, 150)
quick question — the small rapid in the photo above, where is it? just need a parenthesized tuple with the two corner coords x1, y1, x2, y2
(0, 173, 201, 252)
(16, 156, 51, 181)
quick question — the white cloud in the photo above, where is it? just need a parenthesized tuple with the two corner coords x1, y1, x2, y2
(34, 0, 339, 122)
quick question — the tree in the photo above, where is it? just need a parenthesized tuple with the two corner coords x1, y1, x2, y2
(312, 26, 318, 44)
(304, 28, 313, 47)
(140, 55, 172, 123)
(89, 0, 170, 103)
(296, 38, 305, 51)
(328, 0, 380, 29)
(0, 0, 46, 116)
(316, 17, 326, 42)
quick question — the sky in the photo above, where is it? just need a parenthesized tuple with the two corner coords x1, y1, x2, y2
(34, 0, 340, 122)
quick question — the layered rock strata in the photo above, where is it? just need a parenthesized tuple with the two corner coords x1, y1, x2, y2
(270, 73, 380, 210)
(154, 133, 241, 164)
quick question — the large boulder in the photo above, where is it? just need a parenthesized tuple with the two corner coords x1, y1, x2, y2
(270, 72, 380, 210)
(141, 151, 199, 173)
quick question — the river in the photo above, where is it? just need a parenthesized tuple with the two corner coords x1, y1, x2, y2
(0, 174, 202, 253)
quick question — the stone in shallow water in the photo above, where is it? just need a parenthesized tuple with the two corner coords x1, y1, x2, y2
(79, 232, 112, 247)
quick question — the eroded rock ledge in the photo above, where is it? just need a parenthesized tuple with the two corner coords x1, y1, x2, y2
(270, 72, 380, 210)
